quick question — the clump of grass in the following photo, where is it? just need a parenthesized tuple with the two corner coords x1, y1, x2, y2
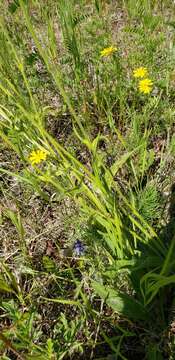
(0, 0, 175, 359)
(137, 182, 162, 223)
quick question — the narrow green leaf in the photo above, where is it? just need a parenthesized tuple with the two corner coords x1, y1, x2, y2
(92, 281, 148, 321)
(110, 147, 141, 177)
(0, 275, 14, 293)
(147, 344, 163, 360)
(41, 297, 80, 306)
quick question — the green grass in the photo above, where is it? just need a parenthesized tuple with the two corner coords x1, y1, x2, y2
(0, 0, 175, 359)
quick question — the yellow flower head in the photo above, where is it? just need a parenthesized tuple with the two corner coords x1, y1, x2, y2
(133, 67, 148, 78)
(138, 78, 153, 94)
(100, 46, 117, 57)
(29, 149, 48, 165)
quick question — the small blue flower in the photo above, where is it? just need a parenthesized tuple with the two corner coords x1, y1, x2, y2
(73, 240, 85, 256)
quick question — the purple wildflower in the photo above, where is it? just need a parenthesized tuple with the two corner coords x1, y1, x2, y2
(73, 240, 85, 256)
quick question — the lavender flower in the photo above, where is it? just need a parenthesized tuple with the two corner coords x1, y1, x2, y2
(73, 240, 85, 256)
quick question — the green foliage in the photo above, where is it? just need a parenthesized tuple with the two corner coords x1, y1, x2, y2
(0, 0, 175, 358)
(53, 313, 84, 357)
(137, 183, 162, 223)
(92, 280, 148, 320)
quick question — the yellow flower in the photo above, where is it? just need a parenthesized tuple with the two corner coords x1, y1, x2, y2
(29, 149, 48, 165)
(133, 67, 148, 78)
(138, 78, 153, 94)
(100, 46, 117, 57)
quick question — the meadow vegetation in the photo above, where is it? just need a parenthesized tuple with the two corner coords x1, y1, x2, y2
(1, 0, 175, 359)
